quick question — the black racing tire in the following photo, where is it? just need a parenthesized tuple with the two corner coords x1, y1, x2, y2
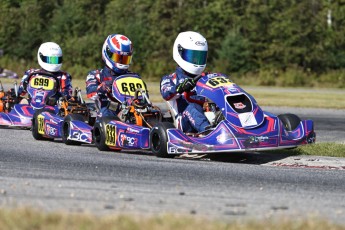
(278, 113, 301, 131)
(31, 108, 55, 140)
(150, 122, 176, 158)
(62, 114, 86, 145)
(93, 116, 120, 151)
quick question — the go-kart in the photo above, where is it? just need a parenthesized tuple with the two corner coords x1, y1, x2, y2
(31, 87, 97, 144)
(150, 73, 316, 158)
(46, 73, 162, 148)
(0, 80, 21, 114)
(0, 72, 59, 128)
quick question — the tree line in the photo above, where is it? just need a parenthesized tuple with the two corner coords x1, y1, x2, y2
(1, 0, 344, 87)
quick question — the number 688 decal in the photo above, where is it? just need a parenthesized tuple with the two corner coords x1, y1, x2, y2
(114, 77, 147, 96)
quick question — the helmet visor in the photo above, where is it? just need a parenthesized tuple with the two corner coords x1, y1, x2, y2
(39, 53, 62, 64)
(179, 46, 207, 65)
(106, 48, 132, 65)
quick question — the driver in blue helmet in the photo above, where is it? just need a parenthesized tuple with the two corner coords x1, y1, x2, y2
(86, 34, 140, 117)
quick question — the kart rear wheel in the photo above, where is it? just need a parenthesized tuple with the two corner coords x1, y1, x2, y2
(62, 114, 85, 145)
(93, 116, 120, 151)
(150, 122, 175, 158)
(278, 113, 301, 131)
(31, 108, 55, 140)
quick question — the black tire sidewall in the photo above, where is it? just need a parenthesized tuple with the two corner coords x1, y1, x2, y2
(92, 116, 119, 151)
(278, 113, 301, 131)
(62, 114, 85, 145)
(150, 122, 175, 158)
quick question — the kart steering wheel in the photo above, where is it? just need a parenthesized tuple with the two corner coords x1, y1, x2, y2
(132, 88, 149, 109)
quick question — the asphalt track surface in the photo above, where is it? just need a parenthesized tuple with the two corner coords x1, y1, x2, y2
(0, 106, 344, 225)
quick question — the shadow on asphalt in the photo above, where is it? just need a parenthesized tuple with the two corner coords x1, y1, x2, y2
(94, 146, 299, 165)
(204, 152, 298, 165)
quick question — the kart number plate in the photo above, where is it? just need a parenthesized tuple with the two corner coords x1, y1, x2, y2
(115, 77, 146, 96)
(105, 124, 117, 146)
(29, 76, 56, 90)
(206, 76, 234, 88)
(37, 114, 45, 134)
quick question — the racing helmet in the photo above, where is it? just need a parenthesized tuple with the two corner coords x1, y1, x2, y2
(102, 34, 133, 74)
(173, 31, 208, 76)
(37, 42, 63, 72)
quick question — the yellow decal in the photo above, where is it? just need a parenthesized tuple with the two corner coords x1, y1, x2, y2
(206, 76, 234, 88)
(115, 77, 146, 96)
(105, 124, 116, 146)
(37, 114, 45, 134)
(29, 76, 56, 90)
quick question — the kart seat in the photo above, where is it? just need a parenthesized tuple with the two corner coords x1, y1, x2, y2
(164, 100, 182, 130)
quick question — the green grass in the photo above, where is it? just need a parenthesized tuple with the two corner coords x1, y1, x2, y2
(266, 142, 345, 158)
(248, 89, 345, 109)
(2, 78, 345, 109)
(0, 208, 344, 230)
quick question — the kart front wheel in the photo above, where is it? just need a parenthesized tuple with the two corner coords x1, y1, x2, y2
(62, 114, 85, 145)
(150, 122, 175, 158)
(93, 122, 109, 151)
(32, 108, 54, 140)
(93, 116, 120, 151)
(278, 113, 301, 131)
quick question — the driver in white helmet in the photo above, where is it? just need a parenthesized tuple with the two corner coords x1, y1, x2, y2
(161, 31, 224, 133)
(18, 42, 73, 102)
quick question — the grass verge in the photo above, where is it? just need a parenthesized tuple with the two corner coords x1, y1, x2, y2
(1, 78, 345, 109)
(265, 142, 345, 158)
(0, 208, 344, 230)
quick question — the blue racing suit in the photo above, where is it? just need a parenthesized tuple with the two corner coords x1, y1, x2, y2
(160, 67, 210, 133)
(86, 66, 138, 117)
(18, 68, 73, 102)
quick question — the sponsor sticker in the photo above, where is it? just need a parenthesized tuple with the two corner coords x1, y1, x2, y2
(46, 124, 57, 136)
(126, 127, 140, 133)
(234, 102, 246, 109)
(216, 132, 233, 144)
(161, 78, 170, 85)
(238, 112, 257, 127)
(195, 41, 206, 46)
(72, 131, 89, 142)
(119, 134, 138, 147)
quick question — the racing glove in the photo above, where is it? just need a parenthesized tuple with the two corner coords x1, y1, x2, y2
(97, 81, 112, 94)
(7, 88, 21, 104)
(8, 88, 17, 97)
(176, 78, 195, 94)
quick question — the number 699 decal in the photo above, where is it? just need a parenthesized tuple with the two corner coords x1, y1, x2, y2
(29, 76, 55, 90)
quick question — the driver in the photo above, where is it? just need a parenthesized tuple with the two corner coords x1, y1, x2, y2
(160, 31, 215, 133)
(18, 42, 73, 102)
(86, 34, 139, 117)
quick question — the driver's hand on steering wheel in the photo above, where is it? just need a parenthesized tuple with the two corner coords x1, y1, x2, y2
(176, 78, 195, 94)
(97, 81, 111, 94)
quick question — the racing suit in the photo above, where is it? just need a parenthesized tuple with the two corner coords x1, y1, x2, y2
(160, 67, 210, 133)
(18, 68, 73, 102)
(86, 66, 137, 117)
